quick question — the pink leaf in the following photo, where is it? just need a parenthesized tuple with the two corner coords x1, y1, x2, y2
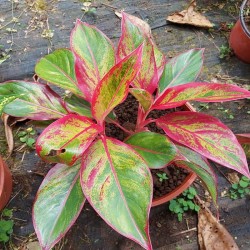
(156, 111, 250, 178)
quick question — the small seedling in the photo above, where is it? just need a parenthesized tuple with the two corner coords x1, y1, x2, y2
(156, 172, 168, 182)
(0, 208, 14, 243)
(229, 176, 250, 200)
(17, 127, 36, 148)
(169, 187, 200, 222)
(219, 45, 232, 59)
(227, 22, 234, 30)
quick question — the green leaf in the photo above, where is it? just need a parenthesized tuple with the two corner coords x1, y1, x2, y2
(125, 131, 177, 169)
(158, 49, 204, 93)
(177, 213, 183, 222)
(175, 145, 217, 205)
(33, 163, 85, 250)
(35, 49, 84, 97)
(0, 81, 67, 120)
(194, 205, 200, 212)
(64, 94, 92, 118)
(81, 137, 152, 249)
(232, 183, 238, 189)
(2, 209, 13, 218)
(19, 136, 28, 142)
(0, 95, 19, 116)
(26, 138, 35, 147)
(18, 131, 27, 137)
(188, 187, 197, 196)
(239, 180, 249, 188)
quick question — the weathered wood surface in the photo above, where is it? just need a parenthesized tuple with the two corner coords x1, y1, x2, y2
(0, 0, 250, 249)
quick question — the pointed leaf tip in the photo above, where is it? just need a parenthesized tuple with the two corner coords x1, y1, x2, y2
(80, 137, 152, 249)
(92, 44, 143, 124)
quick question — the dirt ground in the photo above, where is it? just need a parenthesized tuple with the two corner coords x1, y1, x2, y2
(0, 0, 250, 249)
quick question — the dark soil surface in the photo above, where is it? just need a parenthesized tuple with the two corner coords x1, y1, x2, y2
(106, 93, 190, 199)
(152, 166, 189, 199)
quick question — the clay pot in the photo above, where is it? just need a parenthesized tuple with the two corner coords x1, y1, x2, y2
(236, 133, 250, 145)
(229, 0, 250, 63)
(152, 102, 197, 207)
(0, 157, 12, 210)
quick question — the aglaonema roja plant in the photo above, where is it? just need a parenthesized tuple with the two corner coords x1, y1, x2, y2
(0, 12, 250, 250)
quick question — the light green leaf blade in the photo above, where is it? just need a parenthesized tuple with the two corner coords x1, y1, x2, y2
(35, 49, 84, 97)
(33, 163, 85, 250)
(125, 131, 177, 169)
(158, 49, 204, 93)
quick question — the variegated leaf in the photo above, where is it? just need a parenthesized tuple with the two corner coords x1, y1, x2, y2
(36, 114, 101, 165)
(81, 137, 152, 250)
(0, 95, 18, 115)
(153, 82, 250, 109)
(35, 49, 84, 97)
(71, 20, 115, 101)
(92, 45, 143, 124)
(117, 12, 164, 93)
(33, 163, 85, 250)
(156, 111, 250, 177)
(129, 88, 153, 112)
(0, 81, 67, 120)
(175, 145, 217, 204)
(158, 49, 204, 93)
(125, 131, 177, 169)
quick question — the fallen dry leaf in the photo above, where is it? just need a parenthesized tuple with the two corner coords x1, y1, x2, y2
(167, 0, 213, 29)
(198, 207, 239, 250)
(2, 114, 14, 155)
(227, 172, 240, 184)
(1, 114, 26, 155)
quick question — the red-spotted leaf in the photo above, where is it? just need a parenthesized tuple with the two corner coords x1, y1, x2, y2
(125, 131, 177, 169)
(129, 88, 153, 112)
(0, 81, 67, 120)
(81, 137, 152, 250)
(35, 49, 84, 97)
(33, 163, 85, 250)
(158, 49, 204, 94)
(156, 112, 250, 178)
(92, 45, 143, 124)
(117, 12, 164, 93)
(175, 145, 217, 204)
(36, 114, 101, 165)
(70, 20, 115, 101)
(153, 82, 250, 109)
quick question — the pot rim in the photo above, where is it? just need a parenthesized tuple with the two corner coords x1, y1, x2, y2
(152, 102, 197, 207)
(240, 0, 250, 37)
(152, 171, 197, 207)
(0, 157, 12, 210)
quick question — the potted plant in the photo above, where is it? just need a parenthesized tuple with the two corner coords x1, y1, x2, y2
(229, 0, 250, 63)
(0, 157, 12, 211)
(0, 12, 250, 250)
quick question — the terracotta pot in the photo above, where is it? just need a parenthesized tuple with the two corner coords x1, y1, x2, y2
(229, 0, 250, 63)
(0, 157, 12, 211)
(152, 102, 197, 207)
(236, 134, 250, 144)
